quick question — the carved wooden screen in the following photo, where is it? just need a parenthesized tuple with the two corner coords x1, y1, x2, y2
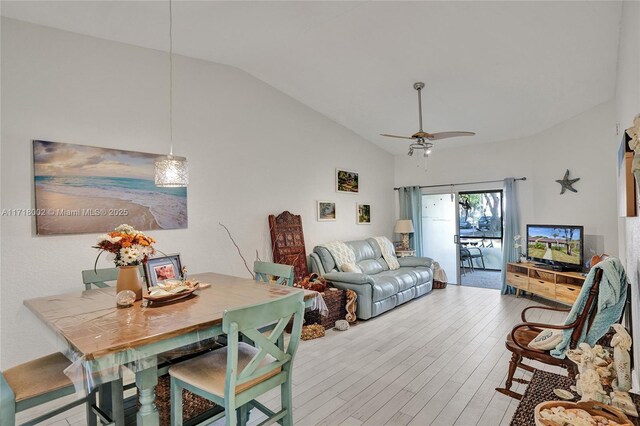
(269, 211, 308, 284)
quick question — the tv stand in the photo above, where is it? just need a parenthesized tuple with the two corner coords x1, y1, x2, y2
(533, 263, 569, 272)
(506, 262, 586, 305)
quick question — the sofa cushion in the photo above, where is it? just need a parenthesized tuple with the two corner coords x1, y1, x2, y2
(370, 275, 400, 301)
(401, 267, 433, 285)
(347, 240, 377, 262)
(358, 259, 386, 275)
(314, 246, 337, 272)
(396, 288, 416, 305)
(376, 270, 417, 292)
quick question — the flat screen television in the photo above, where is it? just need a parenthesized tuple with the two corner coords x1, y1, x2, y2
(526, 224, 584, 272)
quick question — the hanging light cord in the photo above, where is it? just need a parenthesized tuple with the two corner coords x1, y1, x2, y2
(169, 0, 173, 156)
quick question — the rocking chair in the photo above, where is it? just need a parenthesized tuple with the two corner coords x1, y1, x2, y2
(496, 269, 605, 400)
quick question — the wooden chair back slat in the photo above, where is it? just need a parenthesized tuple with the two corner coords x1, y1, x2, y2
(254, 261, 294, 287)
(82, 266, 144, 290)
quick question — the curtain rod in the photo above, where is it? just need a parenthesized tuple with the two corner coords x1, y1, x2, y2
(393, 177, 527, 191)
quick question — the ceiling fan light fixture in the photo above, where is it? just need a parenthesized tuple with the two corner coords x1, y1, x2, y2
(380, 82, 475, 159)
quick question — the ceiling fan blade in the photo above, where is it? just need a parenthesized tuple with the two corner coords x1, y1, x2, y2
(380, 133, 416, 140)
(427, 131, 476, 140)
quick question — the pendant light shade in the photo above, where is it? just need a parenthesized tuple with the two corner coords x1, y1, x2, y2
(155, 153, 188, 187)
(155, 0, 188, 188)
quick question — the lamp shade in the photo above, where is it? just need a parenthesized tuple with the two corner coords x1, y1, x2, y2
(155, 154, 188, 187)
(394, 219, 414, 234)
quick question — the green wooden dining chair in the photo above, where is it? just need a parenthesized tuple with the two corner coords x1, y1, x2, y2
(169, 290, 305, 426)
(254, 261, 294, 287)
(0, 353, 98, 426)
(82, 266, 145, 290)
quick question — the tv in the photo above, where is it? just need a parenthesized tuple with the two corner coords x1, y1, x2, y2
(526, 224, 584, 272)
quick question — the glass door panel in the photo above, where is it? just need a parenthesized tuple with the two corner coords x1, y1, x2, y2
(458, 190, 503, 289)
(422, 193, 459, 285)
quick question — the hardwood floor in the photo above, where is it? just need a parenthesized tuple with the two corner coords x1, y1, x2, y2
(17, 285, 567, 425)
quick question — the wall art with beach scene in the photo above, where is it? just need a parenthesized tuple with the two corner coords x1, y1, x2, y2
(33, 140, 187, 235)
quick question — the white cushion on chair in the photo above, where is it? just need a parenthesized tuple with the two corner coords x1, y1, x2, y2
(169, 342, 280, 397)
(528, 328, 564, 350)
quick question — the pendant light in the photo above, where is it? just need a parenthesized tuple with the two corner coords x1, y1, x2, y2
(155, 0, 188, 187)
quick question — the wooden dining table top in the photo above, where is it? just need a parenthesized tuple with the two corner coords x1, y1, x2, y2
(24, 272, 316, 361)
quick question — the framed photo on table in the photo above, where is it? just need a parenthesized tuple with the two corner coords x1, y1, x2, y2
(144, 253, 183, 288)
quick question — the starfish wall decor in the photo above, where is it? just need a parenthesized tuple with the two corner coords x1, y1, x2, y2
(556, 169, 580, 194)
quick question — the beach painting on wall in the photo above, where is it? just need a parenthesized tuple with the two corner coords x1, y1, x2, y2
(33, 140, 188, 235)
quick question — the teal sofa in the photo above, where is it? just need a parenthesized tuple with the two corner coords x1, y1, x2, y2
(308, 238, 434, 320)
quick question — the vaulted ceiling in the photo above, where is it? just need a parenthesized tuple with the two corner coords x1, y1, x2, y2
(1, 1, 623, 154)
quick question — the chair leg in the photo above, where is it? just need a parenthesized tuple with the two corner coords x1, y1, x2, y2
(567, 364, 578, 380)
(236, 405, 249, 426)
(86, 390, 97, 426)
(495, 352, 523, 400)
(224, 397, 238, 426)
(281, 376, 293, 426)
(171, 378, 183, 426)
(0, 381, 16, 426)
(98, 381, 113, 419)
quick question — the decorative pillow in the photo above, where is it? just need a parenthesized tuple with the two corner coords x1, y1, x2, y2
(341, 263, 363, 274)
(528, 328, 564, 350)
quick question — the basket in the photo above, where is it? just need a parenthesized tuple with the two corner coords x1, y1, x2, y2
(433, 280, 447, 289)
(149, 374, 218, 426)
(301, 324, 325, 340)
(534, 400, 632, 426)
(304, 287, 346, 329)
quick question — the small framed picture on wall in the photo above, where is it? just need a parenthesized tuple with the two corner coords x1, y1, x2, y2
(357, 203, 371, 224)
(317, 201, 336, 221)
(336, 169, 359, 194)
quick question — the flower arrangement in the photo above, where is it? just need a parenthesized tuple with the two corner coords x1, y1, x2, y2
(514, 234, 523, 262)
(94, 224, 156, 267)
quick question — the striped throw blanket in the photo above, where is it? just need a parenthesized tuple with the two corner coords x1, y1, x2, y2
(321, 241, 357, 270)
(373, 236, 400, 270)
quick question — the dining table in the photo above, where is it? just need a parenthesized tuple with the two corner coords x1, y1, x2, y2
(24, 272, 319, 426)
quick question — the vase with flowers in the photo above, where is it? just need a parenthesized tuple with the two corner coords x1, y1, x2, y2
(513, 234, 523, 263)
(94, 224, 156, 300)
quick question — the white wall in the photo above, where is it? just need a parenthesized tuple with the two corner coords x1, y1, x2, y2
(0, 18, 395, 369)
(395, 100, 618, 258)
(615, 1, 640, 389)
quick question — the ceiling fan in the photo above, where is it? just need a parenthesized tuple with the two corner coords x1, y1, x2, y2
(381, 82, 475, 157)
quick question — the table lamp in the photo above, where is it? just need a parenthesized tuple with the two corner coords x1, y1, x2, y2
(394, 219, 414, 250)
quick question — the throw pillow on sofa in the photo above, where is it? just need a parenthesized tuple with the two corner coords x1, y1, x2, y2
(528, 328, 563, 350)
(341, 263, 363, 273)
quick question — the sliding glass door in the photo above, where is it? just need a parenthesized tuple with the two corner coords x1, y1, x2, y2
(421, 189, 504, 289)
(458, 190, 503, 289)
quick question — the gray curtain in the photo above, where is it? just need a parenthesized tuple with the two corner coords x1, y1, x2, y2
(501, 178, 520, 294)
(398, 186, 423, 256)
